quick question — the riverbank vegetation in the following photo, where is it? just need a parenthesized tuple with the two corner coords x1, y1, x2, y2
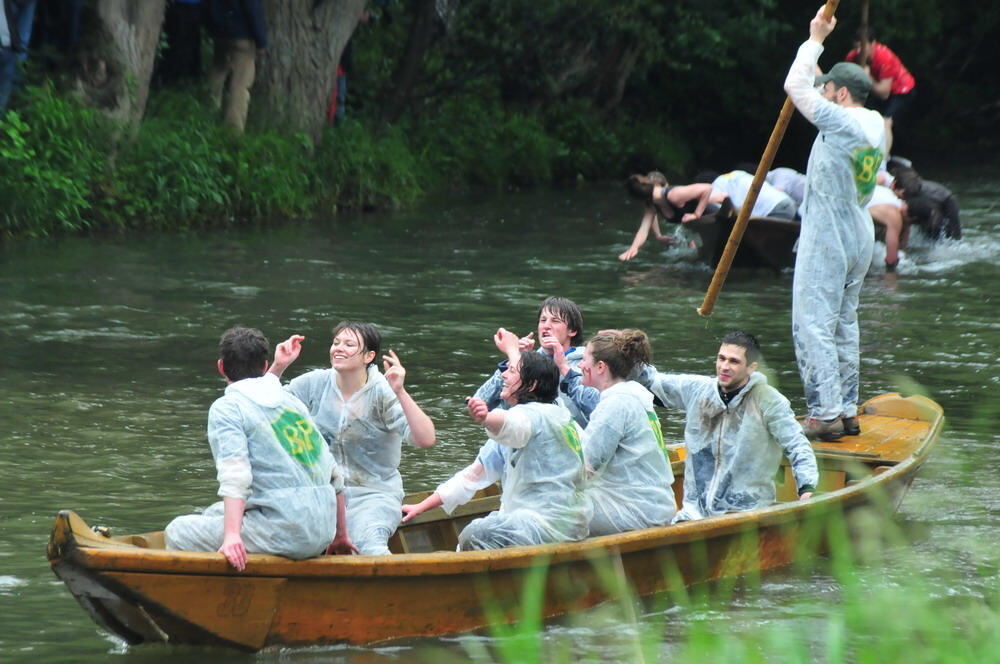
(1, 0, 996, 239)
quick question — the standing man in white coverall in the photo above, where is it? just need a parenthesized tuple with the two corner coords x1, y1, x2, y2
(784, 8, 885, 441)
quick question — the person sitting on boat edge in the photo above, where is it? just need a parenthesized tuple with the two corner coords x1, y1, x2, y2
(573, 329, 676, 535)
(402, 352, 590, 550)
(475, 296, 590, 427)
(635, 330, 818, 523)
(269, 322, 437, 555)
(619, 173, 728, 261)
(164, 326, 355, 571)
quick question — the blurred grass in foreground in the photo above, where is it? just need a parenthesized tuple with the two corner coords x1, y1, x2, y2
(432, 395, 998, 663)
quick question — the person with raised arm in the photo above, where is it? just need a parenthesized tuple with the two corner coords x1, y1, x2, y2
(269, 321, 436, 555)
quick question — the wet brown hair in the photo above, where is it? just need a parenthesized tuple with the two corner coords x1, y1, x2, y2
(587, 329, 652, 379)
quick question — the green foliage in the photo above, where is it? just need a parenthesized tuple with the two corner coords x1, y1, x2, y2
(0, 83, 107, 238)
(315, 118, 423, 210)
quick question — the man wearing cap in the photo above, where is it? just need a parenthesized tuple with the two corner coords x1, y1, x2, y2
(783, 7, 886, 441)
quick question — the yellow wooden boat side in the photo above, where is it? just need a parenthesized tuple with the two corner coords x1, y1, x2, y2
(47, 393, 943, 651)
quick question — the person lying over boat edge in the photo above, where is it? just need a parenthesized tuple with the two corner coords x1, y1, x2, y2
(165, 326, 355, 571)
(619, 172, 728, 262)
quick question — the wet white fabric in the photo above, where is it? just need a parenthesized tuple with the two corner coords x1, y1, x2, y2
(786, 39, 885, 420)
(711, 170, 798, 218)
(474, 347, 589, 425)
(435, 440, 510, 514)
(165, 373, 342, 559)
(458, 402, 590, 550)
(287, 364, 411, 555)
(582, 381, 676, 536)
(867, 184, 902, 209)
(637, 369, 819, 522)
(766, 167, 806, 207)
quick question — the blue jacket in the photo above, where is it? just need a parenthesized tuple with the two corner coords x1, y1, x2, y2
(205, 0, 268, 49)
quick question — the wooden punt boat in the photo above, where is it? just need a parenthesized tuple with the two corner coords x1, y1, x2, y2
(687, 211, 800, 271)
(48, 392, 942, 652)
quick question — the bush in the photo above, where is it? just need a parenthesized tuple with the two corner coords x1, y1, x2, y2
(0, 83, 108, 238)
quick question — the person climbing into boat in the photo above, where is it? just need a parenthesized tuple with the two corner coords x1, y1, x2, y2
(572, 329, 676, 535)
(268, 321, 437, 555)
(868, 183, 909, 270)
(890, 166, 961, 241)
(164, 326, 355, 571)
(475, 296, 590, 426)
(785, 7, 885, 440)
(617, 171, 678, 260)
(710, 169, 799, 220)
(636, 330, 819, 523)
(403, 352, 589, 550)
(619, 172, 728, 261)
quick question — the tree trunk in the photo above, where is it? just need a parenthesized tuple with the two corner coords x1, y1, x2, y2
(381, 0, 438, 124)
(255, 0, 368, 141)
(74, 0, 167, 128)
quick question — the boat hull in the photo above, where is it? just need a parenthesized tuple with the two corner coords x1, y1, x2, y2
(688, 213, 800, 271)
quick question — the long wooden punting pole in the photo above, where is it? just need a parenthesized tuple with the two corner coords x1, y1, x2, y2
(696, 0, 842, 318)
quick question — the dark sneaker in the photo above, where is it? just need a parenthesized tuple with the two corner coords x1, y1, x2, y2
(802, 417, 845, 441)
(841, 416, 861, 436)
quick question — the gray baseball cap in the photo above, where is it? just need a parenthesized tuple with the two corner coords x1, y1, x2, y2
(815, 62, 871, 102)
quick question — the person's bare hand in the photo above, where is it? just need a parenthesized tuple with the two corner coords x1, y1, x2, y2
(467, 397, 489, 423)
(274, 334, 304, 367)
(808, 6, 835, 42)
(400, 503, 423, 523)
(325, 533, 359, 555)
(517, 332, 536, 352)
(218, 533, 247, 571)
(382, 349, 406, 394)
(493, 327, 521, 356)
(618, 247, 638, 261)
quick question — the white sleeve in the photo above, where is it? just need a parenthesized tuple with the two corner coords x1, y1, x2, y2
(784, 40, 825, 123)
(208, 400, 253, 500)
(492, 409, 533, 449)
(436, 440, 507, 513)
(217, 456, 252, 500)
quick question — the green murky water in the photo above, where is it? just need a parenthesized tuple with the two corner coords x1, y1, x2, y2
(1, 171, 997, 662)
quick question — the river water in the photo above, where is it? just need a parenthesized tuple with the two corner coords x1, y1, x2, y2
(1, 170, 997, 662)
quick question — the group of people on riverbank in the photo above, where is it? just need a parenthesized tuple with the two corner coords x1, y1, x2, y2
(165, 294, 820, 567)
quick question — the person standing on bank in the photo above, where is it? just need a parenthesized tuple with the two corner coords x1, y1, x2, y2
(205, 0, 268, 133)
(784, 7, 885, 441)
(845, 27, 915, 156)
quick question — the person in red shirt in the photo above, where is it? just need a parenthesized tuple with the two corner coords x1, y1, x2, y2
(846, 27, 915, 155)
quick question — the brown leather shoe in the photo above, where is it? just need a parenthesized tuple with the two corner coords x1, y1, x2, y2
(841, 416, 860, 436)
(802, 417, 845, 441)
